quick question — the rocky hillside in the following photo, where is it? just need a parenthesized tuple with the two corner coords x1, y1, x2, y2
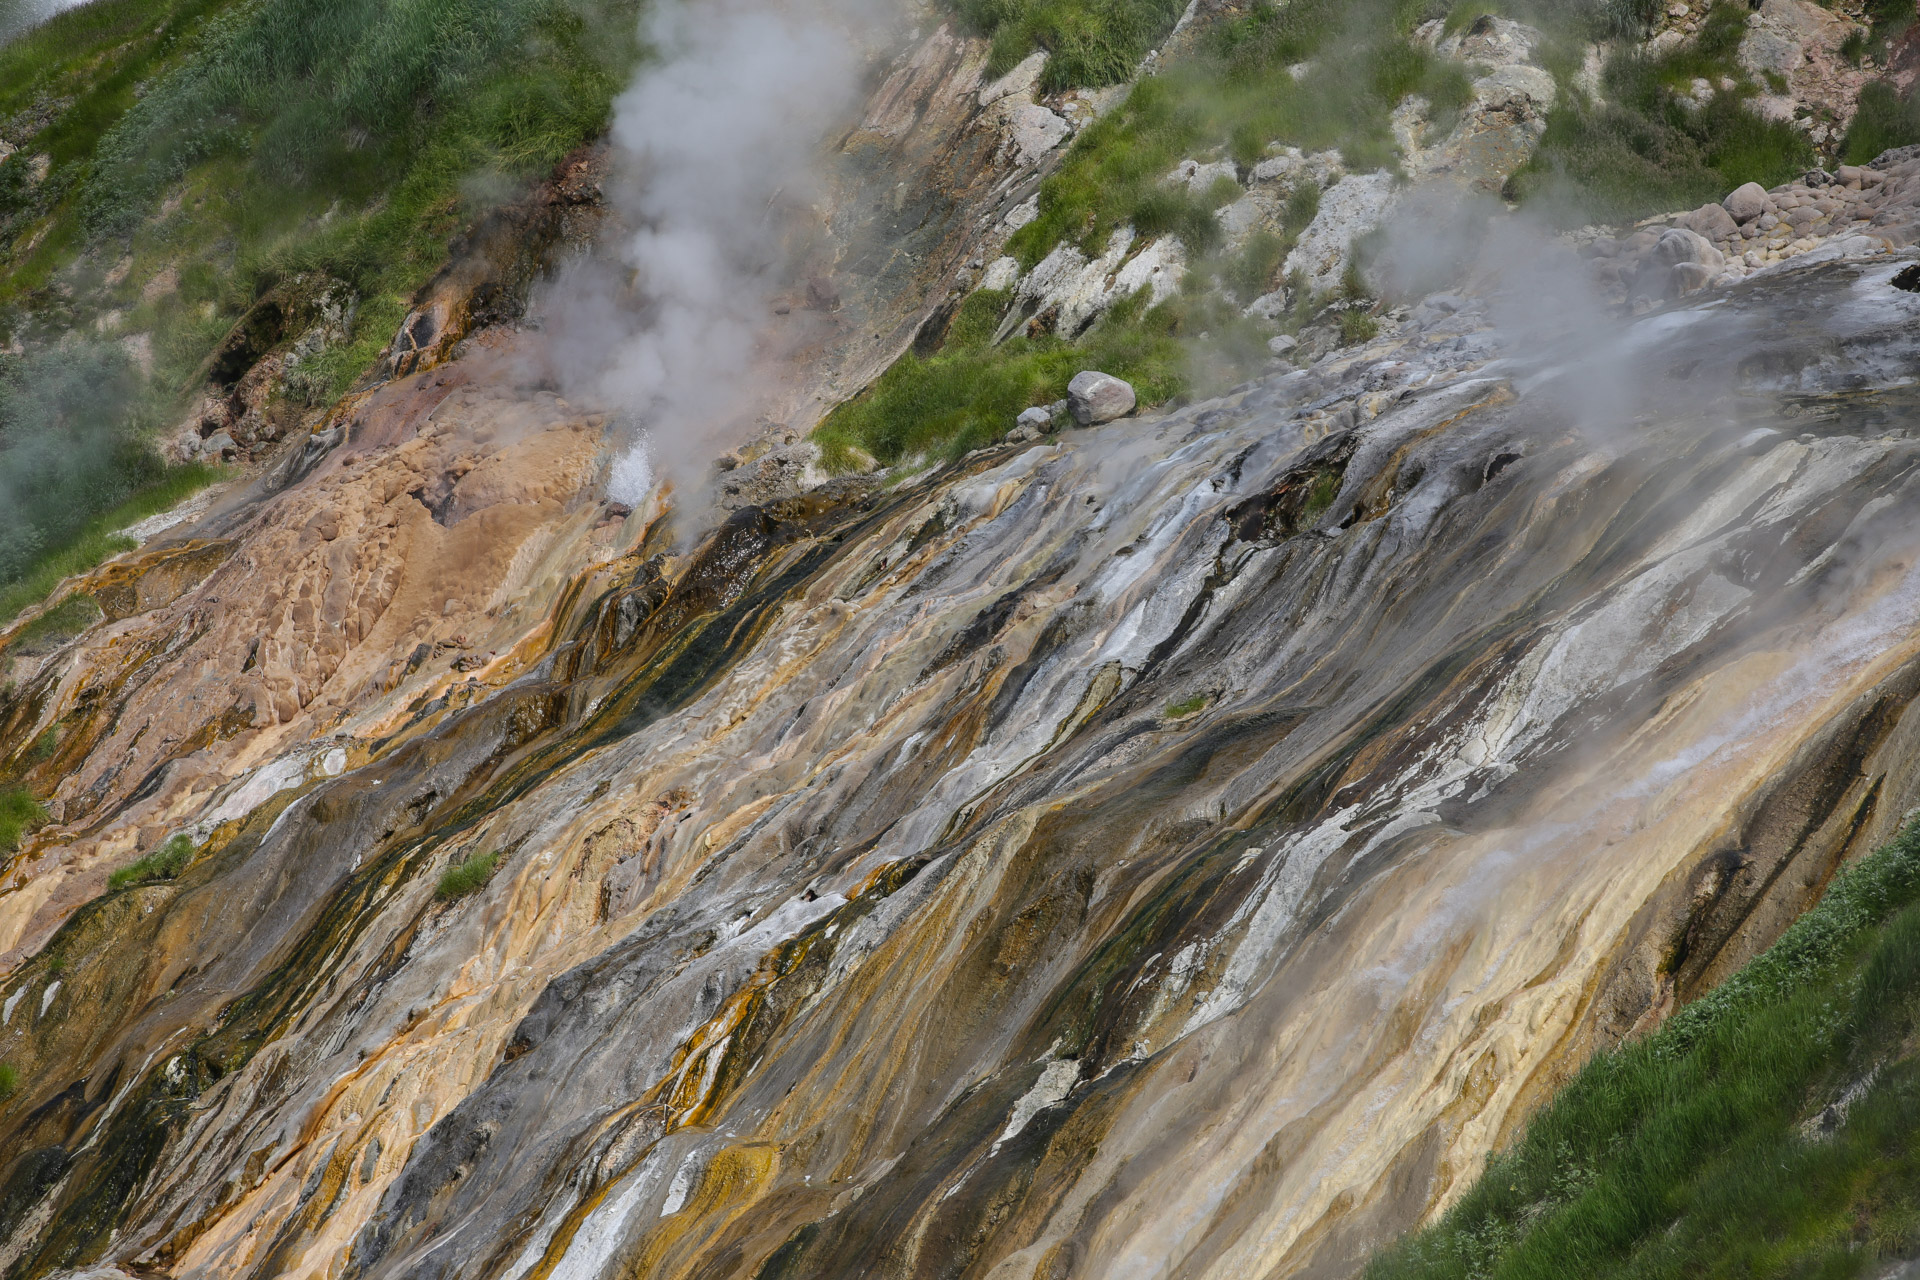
(0, 2, 1918, 1280)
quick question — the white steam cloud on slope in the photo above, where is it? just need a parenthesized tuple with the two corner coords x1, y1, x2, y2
(545, 0, 893, 508)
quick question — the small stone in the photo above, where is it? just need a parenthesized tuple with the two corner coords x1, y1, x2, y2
(1066, 370, 1136, 426)
(204, 430, 238, 459)
(1016, 406, 1053, 432)
(1723, 182, 1771, 224)
(1267, 334, 1300, 357)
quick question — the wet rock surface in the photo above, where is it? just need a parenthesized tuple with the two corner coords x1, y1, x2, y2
(2, 251, 1919, 1280)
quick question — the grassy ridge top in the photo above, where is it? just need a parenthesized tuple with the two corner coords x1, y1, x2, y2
(1368, 823, 1920, 1280)
(0, 0, 639, 632)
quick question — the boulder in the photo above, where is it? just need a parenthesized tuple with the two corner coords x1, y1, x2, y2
(1015, 406, 1054, 433)
(1656, 227, 1725, 273)
(1724, 182, 1771, 224)
(1685, 202, 1740, 241)
(1067, 371, 1136, 425)
(1268, 334, 1300, 357)
(203, 430, 239, 460)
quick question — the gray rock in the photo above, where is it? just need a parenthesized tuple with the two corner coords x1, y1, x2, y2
(1685, 202, 1740, 241)
(1267, 334, 1300, 357)
(1673, 261, 1714, 294)
(1016, 406, 1054, 432)
(204, 430, 239, 459)
(1067, 370, 1137, 426)
(1724, 182, 1771, 224)
(1655, 227, 1725, 273)
(1870, 144, 1920, 170)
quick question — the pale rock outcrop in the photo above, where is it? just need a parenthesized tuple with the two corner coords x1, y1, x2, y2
(1401, 17, 1556, 195)
(1167, 157, 1240, 195)
(1738, 0, 1872, 144)
(979, 255, 1021, 291)
(1206, 147, 1346, 255)
(1284, 171, 1400, 297)
(975, 49, 1072, 168)
(1010, 227, 1187, 336)
(978, 50, 1048, 106)
(1003, 101, 1072, 166)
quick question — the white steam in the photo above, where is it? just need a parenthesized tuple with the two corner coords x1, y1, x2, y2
(549, 0, 891, 506)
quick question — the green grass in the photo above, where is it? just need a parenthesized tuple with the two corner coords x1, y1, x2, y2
(436, 849, 501, 902)
(9, 594, 102, 654)
(959, 0, 1187, 87)
(106, 833, 196, 891)
(0, 460, 227, 628)
(0, 786, 45, 852)
(815, 292, 1188, 469)
(1338, 308, 1381, 345)
(1006, 0, 1470, 271)
(1164, 694, 1208, 718)
(1506, 2, 1815, 222)
(1366, 821, 1920, 1280)
(1842, 80, 1920, 167)
(0, 1061, 16, 1102)
(0, 0, 640, 635)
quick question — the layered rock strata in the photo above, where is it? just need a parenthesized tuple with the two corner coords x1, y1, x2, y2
(2, 248, 1919, 1280)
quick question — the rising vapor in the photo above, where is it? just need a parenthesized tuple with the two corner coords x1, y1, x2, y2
(543, 0, 894, 507)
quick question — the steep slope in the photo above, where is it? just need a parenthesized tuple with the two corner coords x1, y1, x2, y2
(2, 241, 1920, 1280)
(4, 3, 1920, 1280)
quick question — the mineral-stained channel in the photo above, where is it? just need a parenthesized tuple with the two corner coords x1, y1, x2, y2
(4, 244, 1920, 1280)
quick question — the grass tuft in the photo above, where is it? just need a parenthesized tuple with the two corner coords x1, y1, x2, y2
(0, 787, 46, 852)
(1366, 820, 1920, 1280)
(436, 850, 501, 902)
(107, 833, 196, 890)
(0, 1061, 16, 1102)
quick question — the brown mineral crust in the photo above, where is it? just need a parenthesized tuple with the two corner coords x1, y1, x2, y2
(0, 344, 614, 976)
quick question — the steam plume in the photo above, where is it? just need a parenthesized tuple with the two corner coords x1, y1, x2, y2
(544, 0, 893, 507)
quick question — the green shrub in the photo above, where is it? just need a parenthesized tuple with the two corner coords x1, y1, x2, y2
(436, 849, 501, 901)
(107, 833, 196, 890)
(1365, 821, 1920, 1280)
(1843, 80, 1920, 166)
(1507, 11, 1815, 223)
(1337, 308, 1380, 345)
(0, 787, 46, 852)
